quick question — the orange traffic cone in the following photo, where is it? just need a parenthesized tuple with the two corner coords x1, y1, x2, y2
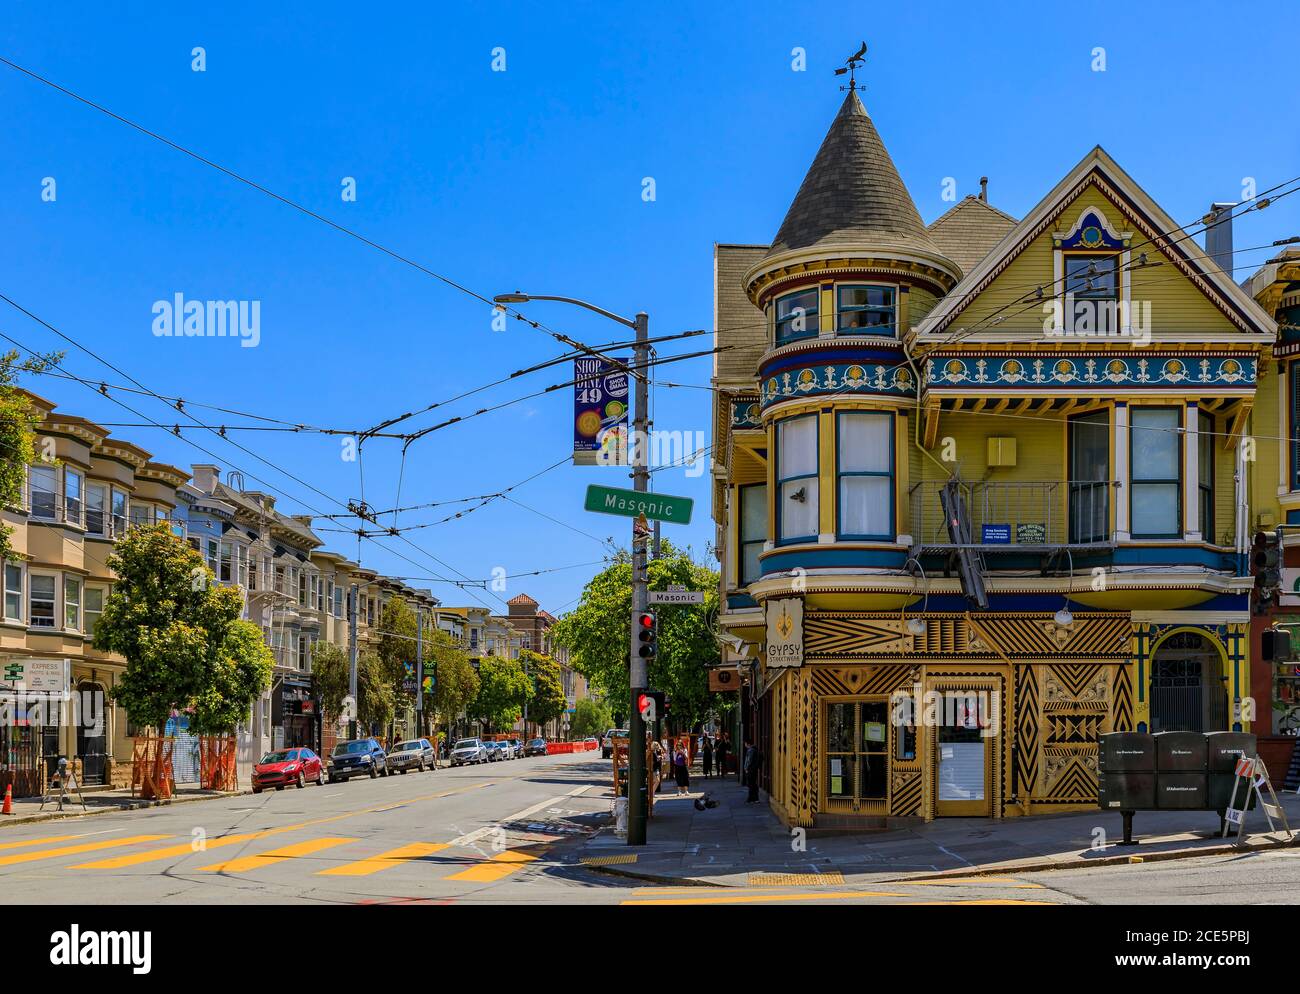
(1, 784, 12, 815)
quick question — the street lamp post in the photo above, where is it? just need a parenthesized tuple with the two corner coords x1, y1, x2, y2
(493, 291, 649, 846)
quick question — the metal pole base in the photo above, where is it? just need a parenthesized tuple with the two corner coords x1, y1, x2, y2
(1114, 810, 1140, 846)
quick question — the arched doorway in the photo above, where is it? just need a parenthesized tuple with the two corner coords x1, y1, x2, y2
(1149, 630, 1229, 733)
(75, 681, 108, 785)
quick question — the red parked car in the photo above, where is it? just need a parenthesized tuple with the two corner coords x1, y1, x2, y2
(252, 748, 325, 792)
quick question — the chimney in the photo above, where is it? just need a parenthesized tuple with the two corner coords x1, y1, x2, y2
(191, 463, 220, 494)
(1204, 202, 1235, 279)
(978, 176, 988, 202)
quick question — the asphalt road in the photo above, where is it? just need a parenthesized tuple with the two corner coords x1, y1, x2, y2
(3, 754, 1300, 906)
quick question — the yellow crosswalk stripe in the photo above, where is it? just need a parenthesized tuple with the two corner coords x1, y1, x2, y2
(444, 847, 541, 883)
(318, 842, 449, 877)
(199, 837, 359, 873)
(69, 782, 491, 870)
(0, 834, 84, 851)
(623, 890, 911, 906)
(0, 835, 172, 868)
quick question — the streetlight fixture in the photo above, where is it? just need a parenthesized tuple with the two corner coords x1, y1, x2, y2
(494, 288, 651, 847)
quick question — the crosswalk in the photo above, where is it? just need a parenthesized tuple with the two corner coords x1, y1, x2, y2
(0, 827, 553, 890)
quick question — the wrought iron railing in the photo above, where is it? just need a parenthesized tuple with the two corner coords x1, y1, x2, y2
(910, 480, 1118, 550)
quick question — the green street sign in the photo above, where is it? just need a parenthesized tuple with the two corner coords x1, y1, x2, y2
(584, 485, 693, 524)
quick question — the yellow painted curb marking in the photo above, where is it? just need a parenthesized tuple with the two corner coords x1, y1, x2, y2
(319, 842, 449, 877)
(200, 837, 359, 873)
(0, 835, 172, 868)
(582, 854, 638, 866)
(622, 890, 910, 906)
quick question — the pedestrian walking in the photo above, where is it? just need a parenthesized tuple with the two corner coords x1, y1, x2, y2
(743, 737, 762, 803)
(650, 740, 664, 793)
(702, 735, 714, 778)
(715, 733, 729, 780)
(673, 742, 691, 795)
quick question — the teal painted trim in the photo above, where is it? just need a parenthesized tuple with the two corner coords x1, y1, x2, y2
(760, 547, 908, 573)
(926, 353, 1255, 391)
(1111, 546, 1235, 569)
(726, 593, 757, 610)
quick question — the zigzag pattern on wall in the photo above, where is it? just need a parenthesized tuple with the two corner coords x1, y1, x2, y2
(804, 616, 911, 656)
(810, 665, 914, 698)
(892, 771, 923, 817)
(1015, 666, 1039, 799)
(1113, 664, 1134, 732)
(977, 616, 1130, 657)
(1045, 714, 1103, 743)
(1040, 747, 1099, 803)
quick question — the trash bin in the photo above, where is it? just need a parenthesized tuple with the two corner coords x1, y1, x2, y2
(1097, 732, 1156, 810)
(1206, 731, 1258, 811)
(1154, 731, 1206, 771)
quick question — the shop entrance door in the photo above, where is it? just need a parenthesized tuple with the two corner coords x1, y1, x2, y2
(935, 689, 994, 817)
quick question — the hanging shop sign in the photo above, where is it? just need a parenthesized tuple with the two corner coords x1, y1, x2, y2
(573, 357, 630, 466)
(765, 598, 804, 669)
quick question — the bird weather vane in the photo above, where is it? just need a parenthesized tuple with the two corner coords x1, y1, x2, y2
(834, 41, 868, 91)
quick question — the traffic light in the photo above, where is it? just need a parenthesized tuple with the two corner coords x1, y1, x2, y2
(638, 693, 656, 722)
(1253, 530, 1282, 596)
(636, 611, 657, 659)
(1263, 627, 1293, 662)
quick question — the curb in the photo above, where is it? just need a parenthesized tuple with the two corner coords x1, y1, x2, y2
(579, 860, 726, 888)
(0, 788, 253, 828)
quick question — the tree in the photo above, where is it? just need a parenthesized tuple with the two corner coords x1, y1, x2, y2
(550, 542, 720, 727)
(521, 649, 566, 731)
(311, 642, 394, 736)
(422, 629, 478, 739)
(95, 523, 257, 730)
(189, 620, 274, 734)
(0, 348, 61, 564)
(376, 597, 419, 740)
(470, 655, 531, 732)
(571, 697, 612, 739)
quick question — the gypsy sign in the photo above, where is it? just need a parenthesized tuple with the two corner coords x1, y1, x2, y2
(765, 598, 804, 669)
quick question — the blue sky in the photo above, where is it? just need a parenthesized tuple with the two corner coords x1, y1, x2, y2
(1, 2, 1296, 617)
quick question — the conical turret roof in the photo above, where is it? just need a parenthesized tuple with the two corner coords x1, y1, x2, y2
(764, 90, 942, 263)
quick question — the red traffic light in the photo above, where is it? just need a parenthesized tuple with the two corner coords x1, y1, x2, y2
(638, 693, 649, 711)
(638, 612, 655, 628)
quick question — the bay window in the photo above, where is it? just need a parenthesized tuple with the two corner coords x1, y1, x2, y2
(837, 412, 893, 539)
(4, 564, 22, 622)
(111, 489, 128, 536)
(774, 288, 819, 346)
(775, 414, 818, 544)
(1130, 408, 1182, 538)
(1198, 411, 1214, 540)
(84, 586, 105, 638)
(65, 469, 83, 525)
(29, 464, 56, 520)
(738, 483, 767, 585)
(220, 542, 233, 583)
(63, 576, 80, 630)
(29, 574, 56, 628)
(85, 482, 107, 536)
(130, 501, 150, 528)
(837, 285, 895, 336)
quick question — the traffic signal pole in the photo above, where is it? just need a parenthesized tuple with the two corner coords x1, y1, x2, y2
(628, 310, 650, 846)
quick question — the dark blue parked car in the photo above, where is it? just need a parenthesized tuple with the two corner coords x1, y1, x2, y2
(327, 738, 388, 782)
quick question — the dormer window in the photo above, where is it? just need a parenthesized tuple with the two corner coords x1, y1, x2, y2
(775, 288, 819, 346)
(837, 285, 895, 337)
(1064, 255, 1119, 301)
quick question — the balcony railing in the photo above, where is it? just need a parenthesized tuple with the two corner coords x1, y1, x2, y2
(910, 480, 1118, 552)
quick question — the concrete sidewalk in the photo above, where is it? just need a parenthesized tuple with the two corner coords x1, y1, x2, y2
(1, 781, 251, 827)
(577, 773, 1300, 887)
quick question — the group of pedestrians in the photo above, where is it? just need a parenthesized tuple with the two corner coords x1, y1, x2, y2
(649, 730, 763, 804)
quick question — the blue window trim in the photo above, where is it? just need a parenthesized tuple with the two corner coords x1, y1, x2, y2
(774, 288, 819, 346)
(1197, 409, 1213, 540)
(836, 284, 896, 339)
(774, 413, 819, 546)
(738, 482, 767, 586)
(1129, 406, 1183, 540)
(835, 410, 895, 541)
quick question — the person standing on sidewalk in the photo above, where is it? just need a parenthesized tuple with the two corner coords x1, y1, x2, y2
(743, 738, 762, 803)
(715, 733, 729, 780)
(673, 741, 691, 795)
(702, 735, 714, 778)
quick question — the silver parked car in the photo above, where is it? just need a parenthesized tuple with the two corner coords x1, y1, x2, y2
(387, 738, 436, 773)
(450, 737, 488, 766)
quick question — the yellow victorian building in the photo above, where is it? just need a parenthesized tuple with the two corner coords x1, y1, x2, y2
(712, 87, 1277, 828)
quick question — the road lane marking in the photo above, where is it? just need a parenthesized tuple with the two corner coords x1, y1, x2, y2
(69, 782, 492, 870)
(0, 835, 173, 868)
(319, 842, 449, 877)
(0, 834, 85, 851)
(622, 890, 911, 905)
(445, 847, 542, 883)
(446, 793, 573, 851)
(199, 837, 359, 873)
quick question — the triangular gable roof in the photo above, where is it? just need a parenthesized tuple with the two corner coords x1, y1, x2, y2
(926, 196, 1019, 276)
(914, 146, 1277, 340)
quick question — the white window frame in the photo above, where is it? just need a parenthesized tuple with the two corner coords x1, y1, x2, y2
(63, 575, 80, 631)
(29, 572, 56, 628)
(3, 562, 23, 622)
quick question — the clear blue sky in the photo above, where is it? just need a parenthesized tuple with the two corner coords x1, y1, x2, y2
(1, 2, 1296, 617)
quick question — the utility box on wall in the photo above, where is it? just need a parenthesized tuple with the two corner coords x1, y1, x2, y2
(987, 437, 1017, 467)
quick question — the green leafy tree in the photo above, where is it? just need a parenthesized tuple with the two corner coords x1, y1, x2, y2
(423, 629, 478, 738)
(311, 642, 394, 736)
(189, 620, 274, 734)
(571, 697, 613, 739)
(521, 649, 566, 731)
(470, 655, 531, 732)
(0, 349, 62, 562)
(95, 523, 258, 730)
(376, 597, 418, 691)
(550, 542, 720, 727)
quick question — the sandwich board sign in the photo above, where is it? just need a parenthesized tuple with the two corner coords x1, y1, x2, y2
(1222, 755, 1293, 845)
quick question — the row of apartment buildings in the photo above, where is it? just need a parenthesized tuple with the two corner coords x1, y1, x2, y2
(0, 389, 584, 794)
(711, 83, 1299, 828)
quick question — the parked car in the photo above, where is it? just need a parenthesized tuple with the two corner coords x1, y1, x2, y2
(327, 738, 388, 782)
(601, 729, 629, 759)
(450, 737, 488, 766)
(252, 748, 325, 792)
(387, 738, 436, 773)
(524, 737, 548, 757)
(487, 740, 506, 761)
(508, 738, 524, 759)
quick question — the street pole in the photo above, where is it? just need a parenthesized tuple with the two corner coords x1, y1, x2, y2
(348, 583, 359, 741)
(415, 605, 423, 742)
(627, 310, 650, 846)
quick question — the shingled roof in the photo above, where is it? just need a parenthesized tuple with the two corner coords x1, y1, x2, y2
(764, 90, 942, 263)
(926, 195, 1018, 277)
